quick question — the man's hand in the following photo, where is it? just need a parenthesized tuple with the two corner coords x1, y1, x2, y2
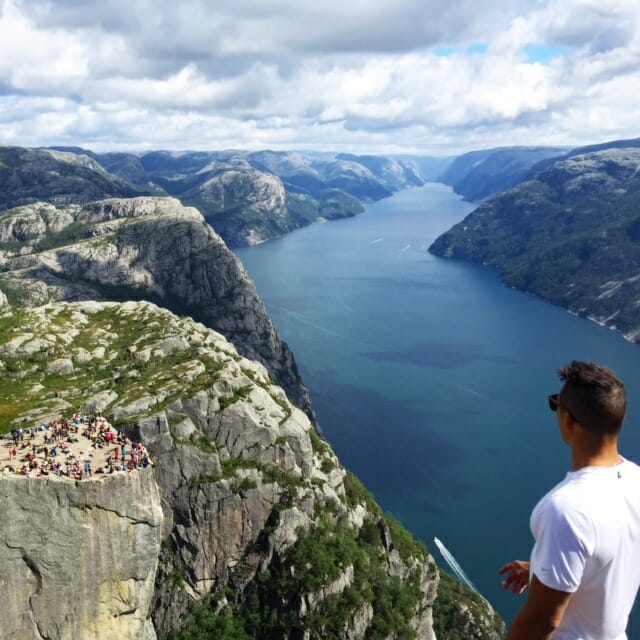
(499, 560, 530, 595)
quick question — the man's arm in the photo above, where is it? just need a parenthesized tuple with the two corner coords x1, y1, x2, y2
(505, 575, 572, 640)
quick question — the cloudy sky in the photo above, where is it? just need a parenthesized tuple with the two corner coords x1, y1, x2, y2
(0, 0, 638, 154)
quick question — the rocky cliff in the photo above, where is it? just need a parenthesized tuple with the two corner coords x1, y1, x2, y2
(178, 160, 314, 247)
(0, 152, 505, 639)
(0, 299, 499, 639)
(430, 142, 640, 342)
(0, 471, 163, 640)
(0, 197, 313, 418)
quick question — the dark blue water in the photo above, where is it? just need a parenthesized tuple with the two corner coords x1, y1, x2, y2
(235, 184, 640, 625)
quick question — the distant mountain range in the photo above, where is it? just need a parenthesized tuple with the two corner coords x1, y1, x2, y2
(438, 146, 568, 202)
(43, 146, 437, 247)
(430, 137, 640, 341)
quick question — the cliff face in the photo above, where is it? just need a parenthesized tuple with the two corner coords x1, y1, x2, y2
(0, 471, 163, 640)
(0, 300, 451, 639)
(0, 197, 313, 418)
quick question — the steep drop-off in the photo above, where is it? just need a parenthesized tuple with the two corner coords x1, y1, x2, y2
(0, 197, 312, 417)
(0, 471, 163, 640)
(0, 299, 507, 640)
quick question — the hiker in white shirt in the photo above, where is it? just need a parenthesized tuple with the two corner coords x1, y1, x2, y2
(500, 360, 640, 640)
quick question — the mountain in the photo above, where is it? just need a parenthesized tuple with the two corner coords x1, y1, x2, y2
(335, 153, 423, 191)
(0, 298, 503, 640)
(520, 137, 640, 178)
(44, 147, 432, 248)
(172, 158, 364, 248)
(430, 140, 640, 341)
(438, 146, 567, 202)
(392, 155, 454, 182)
(0, 196, 313, 418)
(0, 146, 153, 210)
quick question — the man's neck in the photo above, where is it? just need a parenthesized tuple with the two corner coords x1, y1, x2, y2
(572, 443, 621, 471)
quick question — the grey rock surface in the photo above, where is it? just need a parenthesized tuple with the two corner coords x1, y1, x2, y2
(0, 471, 163, 640)
(46, 357, 74, 375)
(0, 196, 313, 418)
(0, 300, 444, 639)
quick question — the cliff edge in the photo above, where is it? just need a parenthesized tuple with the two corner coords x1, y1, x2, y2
(0, 300, 459, 639)
(0, 471, 163, 640)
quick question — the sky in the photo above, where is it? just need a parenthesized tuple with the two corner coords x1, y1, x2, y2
(0, 0, 639, 155)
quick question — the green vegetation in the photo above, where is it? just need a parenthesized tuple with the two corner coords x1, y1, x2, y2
(172, 513, 427, 640)
(430, 153, 640, 339)
(192, 458, 306, 500)
(168, 595, 251, 640)
(192, 434, 217, 453)
(384, 514, 428, 563)
(0, 279, 32, 306)
(343, 471, 381, 515)
(268, 391, 291, 425)
(0, 302, 242, 433)
(219, 385, 252, 410)
(433, 571, 504, 640)
(32, 222, 88, 251)
(309, 427, 330, 456)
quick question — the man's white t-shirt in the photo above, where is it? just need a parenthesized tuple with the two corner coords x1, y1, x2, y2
(530, 457, 640, 640)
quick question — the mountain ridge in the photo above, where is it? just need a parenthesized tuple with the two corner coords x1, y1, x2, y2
(430, 140, 640, 341)
(44, 146, 434, 248)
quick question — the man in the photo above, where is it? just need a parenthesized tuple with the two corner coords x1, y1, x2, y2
(499, 360, 640, 640)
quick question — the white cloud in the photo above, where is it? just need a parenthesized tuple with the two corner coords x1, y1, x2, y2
(0, 0, 638, 153)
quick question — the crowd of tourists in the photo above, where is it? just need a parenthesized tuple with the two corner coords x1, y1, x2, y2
(1, 413, 153, 479)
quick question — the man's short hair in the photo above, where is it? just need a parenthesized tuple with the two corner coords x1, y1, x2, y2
(559, 361, 626, 434)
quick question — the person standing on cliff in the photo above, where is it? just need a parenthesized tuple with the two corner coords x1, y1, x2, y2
(499, 361, 640, 640)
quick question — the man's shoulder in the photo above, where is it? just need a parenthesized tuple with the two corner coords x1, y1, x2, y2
(534, 477, 593, 523)
(621, 457, 640, 476)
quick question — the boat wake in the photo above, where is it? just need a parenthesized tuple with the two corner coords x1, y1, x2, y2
(434, 536, 478, 593)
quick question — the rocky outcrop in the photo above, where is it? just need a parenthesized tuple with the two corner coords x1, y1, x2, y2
(0, 197, 313, 418)
(0, 300, 442, 639)
(182, 161, 293, 246)
(0, 471, 163, 640)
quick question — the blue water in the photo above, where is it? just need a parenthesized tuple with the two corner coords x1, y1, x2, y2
(235, 184, 640, 625)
